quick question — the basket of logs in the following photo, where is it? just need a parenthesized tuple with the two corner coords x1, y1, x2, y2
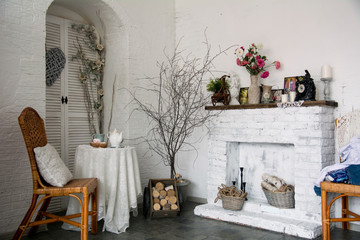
(261, 173, 295, 209)
(214, 184, 247, 211)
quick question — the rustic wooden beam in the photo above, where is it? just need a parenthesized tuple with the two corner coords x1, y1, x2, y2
(205, 100, 338, 111)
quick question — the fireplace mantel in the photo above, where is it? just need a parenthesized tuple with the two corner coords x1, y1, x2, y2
(205, 100, 338, 111)
(195, 103, 337, 239)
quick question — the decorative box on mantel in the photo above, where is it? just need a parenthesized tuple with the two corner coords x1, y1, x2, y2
(195, 101, 337, 239)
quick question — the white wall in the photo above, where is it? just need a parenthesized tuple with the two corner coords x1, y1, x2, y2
(0, 0, 53, 234)
(175, 0, 360, 229)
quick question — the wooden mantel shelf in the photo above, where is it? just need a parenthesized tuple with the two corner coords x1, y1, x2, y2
(205, 100, 338, 111)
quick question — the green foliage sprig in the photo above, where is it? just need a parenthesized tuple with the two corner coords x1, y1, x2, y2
(206, 78, 230, 93)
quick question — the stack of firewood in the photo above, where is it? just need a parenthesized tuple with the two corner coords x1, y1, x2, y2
(214, 184, 247, 203)
(261, 173, 294, 193)
(152, 181, 178, 211)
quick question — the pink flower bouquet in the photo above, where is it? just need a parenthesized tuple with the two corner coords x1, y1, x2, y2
(235, 43, 280, 79)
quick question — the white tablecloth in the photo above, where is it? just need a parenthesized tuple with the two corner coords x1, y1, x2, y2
(63, 145, 142, 234)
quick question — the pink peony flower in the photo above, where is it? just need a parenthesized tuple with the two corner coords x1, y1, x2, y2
(275, 61, 281, 69)
(257, 59, 265, 68)
(260, 71, 269, 78)
(241, 60, 249, 66)
(236, 58, 241, 66)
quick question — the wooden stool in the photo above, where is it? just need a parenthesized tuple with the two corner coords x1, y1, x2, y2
(321, 181, 360, 240)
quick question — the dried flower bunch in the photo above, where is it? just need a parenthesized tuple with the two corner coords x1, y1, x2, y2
(235, 43, 280, 78)
(71, 23, 105, 134)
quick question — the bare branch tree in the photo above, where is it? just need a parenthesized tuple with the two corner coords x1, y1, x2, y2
(132, 37, 232, 178)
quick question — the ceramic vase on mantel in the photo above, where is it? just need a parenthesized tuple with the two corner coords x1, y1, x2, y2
(248, 75, 261, 104)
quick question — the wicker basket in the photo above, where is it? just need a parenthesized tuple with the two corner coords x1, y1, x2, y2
(262, 187, 295, 209)
(221, 195, 245, 211)
(89, 142, 108, 148)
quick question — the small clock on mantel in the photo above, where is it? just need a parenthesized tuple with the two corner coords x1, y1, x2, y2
(295, 70, 316, 101)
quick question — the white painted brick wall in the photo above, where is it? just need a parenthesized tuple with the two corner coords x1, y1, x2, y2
(206, 105, 336, 230)
(0, 0, 52, 235)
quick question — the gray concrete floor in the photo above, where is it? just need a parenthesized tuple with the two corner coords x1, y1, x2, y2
(3, 201, 360, 240)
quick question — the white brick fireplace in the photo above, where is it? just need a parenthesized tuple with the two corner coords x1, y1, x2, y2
(194, 102, 337, 239)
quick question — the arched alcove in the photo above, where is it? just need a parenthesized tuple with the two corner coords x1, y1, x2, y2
(46, 0, 130, 137)
(43, 0, 130, 212)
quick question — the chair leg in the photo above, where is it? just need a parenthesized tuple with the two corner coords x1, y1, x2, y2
(28, 196, 52, 235)
(81, 192, 89, 240)
(91, 187, 98, 234)
(342, 196, 349, 230)
(12, 194, 39, 240)
(321, 189, 329, 240)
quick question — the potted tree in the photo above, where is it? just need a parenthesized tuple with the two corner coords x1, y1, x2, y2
(133, 39, 231, 178)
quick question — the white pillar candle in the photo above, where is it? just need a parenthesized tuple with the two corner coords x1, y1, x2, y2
(281, 94, 288, 103)
(289, 91, 296, 102)
(321, 65, 332, 79)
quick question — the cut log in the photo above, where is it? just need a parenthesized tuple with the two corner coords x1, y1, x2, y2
(155, 182, 165, 191)
(167, 189, 175, 197)
(165, 196, 169, 201)
(261, 181, 278, 192)
(152, 190, 160, 198)
(165, 185, 174, 191)
(153, 203, 161, 211)
(262, 173, 285, 189)
(153, 198, 160, 204)
(163, 203, 171, 211)
(159, 190, 167, 198)
(171, 204, 178, 210)
(169, 196, 177, 204)
(160, 199, 168, 207)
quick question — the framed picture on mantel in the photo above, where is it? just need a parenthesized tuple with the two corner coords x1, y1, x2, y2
(284, 76, 303, 94)
(271, 89, 282, 103)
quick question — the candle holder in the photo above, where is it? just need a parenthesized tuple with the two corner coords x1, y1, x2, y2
(239, 167, 244, 191)
(242, 182, 248, 201)
(321, 77, 332, 100)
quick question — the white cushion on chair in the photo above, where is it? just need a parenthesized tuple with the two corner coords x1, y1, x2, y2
(34, 143, 73, 187)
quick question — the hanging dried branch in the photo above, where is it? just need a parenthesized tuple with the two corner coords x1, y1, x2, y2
(71, 23, 105, 134)
(132, 36, 233, 178)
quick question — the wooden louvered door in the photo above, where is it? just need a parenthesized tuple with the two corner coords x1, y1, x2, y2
(45, 15, 96, 211)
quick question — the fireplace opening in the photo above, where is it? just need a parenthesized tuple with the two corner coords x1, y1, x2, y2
(226, 142, 295, 202)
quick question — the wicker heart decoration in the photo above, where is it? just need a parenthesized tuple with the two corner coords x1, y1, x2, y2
(46, 48, 66, 86)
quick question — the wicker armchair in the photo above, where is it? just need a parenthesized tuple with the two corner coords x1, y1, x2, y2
(321, 181, 360, 240)
(13, 107, 98, 240)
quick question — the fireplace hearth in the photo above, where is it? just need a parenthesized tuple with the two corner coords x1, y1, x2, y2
(195, 104, 336, 239)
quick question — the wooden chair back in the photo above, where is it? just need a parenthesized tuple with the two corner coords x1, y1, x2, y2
(18, 107, 49, 189)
